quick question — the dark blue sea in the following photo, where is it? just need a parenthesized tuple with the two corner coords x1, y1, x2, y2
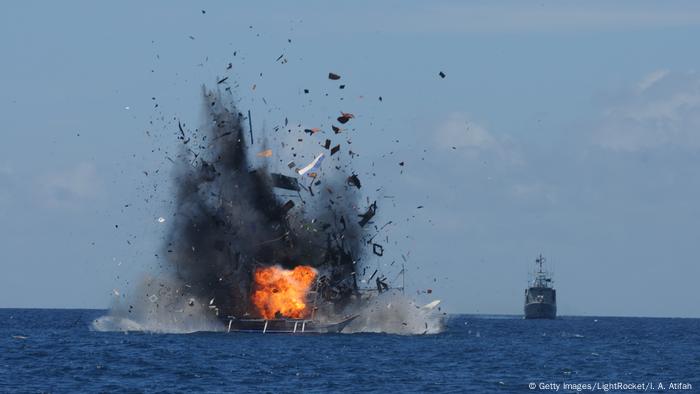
(1, 309, 698, 393)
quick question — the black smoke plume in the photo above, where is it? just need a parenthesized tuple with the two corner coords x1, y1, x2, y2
(164, 89, 369, 318)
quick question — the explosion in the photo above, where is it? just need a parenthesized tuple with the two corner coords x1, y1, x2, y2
(252, 265, 317, 319)
(162, 89, 364, 321)
(94, 86, 444, 335)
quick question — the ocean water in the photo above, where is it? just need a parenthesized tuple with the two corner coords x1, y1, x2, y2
(1, 309, 698, 393)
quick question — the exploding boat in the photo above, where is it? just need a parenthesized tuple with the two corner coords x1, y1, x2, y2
(219, 264, 361, 334)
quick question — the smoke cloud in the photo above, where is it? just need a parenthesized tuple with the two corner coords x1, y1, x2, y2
(161, 89, 366, 318)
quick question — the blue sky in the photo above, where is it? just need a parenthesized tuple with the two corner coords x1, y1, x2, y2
(2, 1, 700, 317)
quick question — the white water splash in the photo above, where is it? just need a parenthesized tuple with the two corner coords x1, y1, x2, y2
(92, 276, 224, 334)
(342, 291, 445, 335)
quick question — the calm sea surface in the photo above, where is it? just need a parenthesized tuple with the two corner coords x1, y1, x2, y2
(1, 309, 698, 393)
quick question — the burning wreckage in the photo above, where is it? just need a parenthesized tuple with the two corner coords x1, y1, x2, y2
(160, 87, 410, 334)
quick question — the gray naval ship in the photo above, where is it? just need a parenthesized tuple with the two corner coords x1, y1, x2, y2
(524, 254, 557, 319)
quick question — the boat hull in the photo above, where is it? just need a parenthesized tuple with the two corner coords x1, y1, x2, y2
(225, 315, 358, 334)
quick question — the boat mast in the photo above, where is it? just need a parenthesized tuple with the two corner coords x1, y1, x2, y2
(533, 254, 549, 288)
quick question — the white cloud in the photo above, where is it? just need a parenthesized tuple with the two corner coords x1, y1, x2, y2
(434, 112, 522, 166)
(636, 69, 669, 93)
(39, 162, 100, 208)
(435, 113, 495, 150)
(593, 70, 700, 152)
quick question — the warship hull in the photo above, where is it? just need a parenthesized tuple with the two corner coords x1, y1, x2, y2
(524, 302, 556, 319)
(524, 286, 557, 319)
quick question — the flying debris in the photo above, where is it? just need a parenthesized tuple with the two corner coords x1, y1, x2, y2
(256, 149, 273, 158)
(328, 72, 341, 80)
(337, 112, 354, 124)
(421, 300, 441, 310)
(347, 174, 361, 189)
(439, 71, 446, 78)
(270, 173, 301, 191)
(247, 110, 253, 145)
(297, 153, 325, 176)
(376, 277, 389, 293)
(281, 200, 295, 214)
(368, 269, 378, 281)
(358, 201, 377, 227)
(372, 243, 384, 256)
(304, 128, 322, 135)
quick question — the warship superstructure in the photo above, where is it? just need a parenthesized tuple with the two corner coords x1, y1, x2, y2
(524, 254, 556, 319)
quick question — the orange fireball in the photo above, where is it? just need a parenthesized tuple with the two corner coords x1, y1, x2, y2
(251, 265, 317, 319)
